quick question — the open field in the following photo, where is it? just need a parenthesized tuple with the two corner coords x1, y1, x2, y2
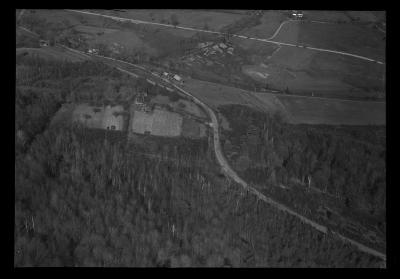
(273, 21, 385, 61)
(150, 95, 170, 105)
(95, 9, 247, 31)
(302, 11, 351, 23)
(264, 94, 386, 125)
(244, 45, 386, 99)
(181, 117, 207, 138)
(243, 47, 353, 96)
(174, 99, 207, 118)
(50, 104, 75, 127)
(90, 30, 157, 55)
(241, 64, 270, 82)
(181, 77, 383, 126)
(238, 11, 286, 39)
(72, 104, 125, 130)
(150, 95, 207, 119)
(182, 78, 269, 112)
(129, 107, 183, 137)
(74, 24, 119, 35)
(72, 104, 104, 129)
(307, 52, 385, 96)
(345, 11, 381, 22)
(16, 47, 88, 62)
(32, 9, 121, 29)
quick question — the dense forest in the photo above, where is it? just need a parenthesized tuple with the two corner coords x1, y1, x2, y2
(15, 55, 384, 267)
(219, 105, 386, 243)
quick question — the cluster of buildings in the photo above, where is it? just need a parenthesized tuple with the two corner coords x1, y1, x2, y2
(87, 48, 99, 55)
(161, 72, 184, 84)
(198, 41, 234, 56)
(109, 42, 123, 54)
(291, 10, 304, 19)
(39, 40, 49, 47)
(134, 91, 151, 112)
(180, 41, 235, 68)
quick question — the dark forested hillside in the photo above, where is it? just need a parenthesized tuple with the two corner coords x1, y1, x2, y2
(219, 105, 386, 251)
(15, 123, 382, 267)
(15, 56, 383, 267)
(220, 105, 385, 217)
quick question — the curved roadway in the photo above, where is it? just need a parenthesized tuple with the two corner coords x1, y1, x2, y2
(69, 50, 386, 262)
(17, 13, 386, 264)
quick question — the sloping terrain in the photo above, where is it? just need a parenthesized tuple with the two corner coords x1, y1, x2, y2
(274, 95, 386, 126)
(16, 47, 89, 62)
(97, 9, 247, 31)
(273, 21, 385, 61)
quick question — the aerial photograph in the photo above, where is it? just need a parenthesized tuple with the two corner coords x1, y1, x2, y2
(15, 9, 386, 267)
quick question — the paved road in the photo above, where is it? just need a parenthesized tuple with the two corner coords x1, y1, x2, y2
(65, 9, 385, 64)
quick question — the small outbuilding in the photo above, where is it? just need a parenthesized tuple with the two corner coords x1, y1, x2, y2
(39, 40, 49, 47)
(173, 74, 182, 82)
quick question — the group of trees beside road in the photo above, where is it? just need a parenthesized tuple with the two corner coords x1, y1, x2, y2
(219, 105, 386, 227)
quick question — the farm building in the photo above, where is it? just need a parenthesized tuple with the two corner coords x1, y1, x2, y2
(87, 48, 99, 54)
(39, 40, 49, 47)
(292, 10, 304, 18)
(173, 74, 182, 82)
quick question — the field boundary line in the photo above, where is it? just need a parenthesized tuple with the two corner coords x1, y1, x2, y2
(64, 9, 385, 65)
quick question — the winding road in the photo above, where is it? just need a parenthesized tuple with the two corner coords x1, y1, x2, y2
(63, 48, 386, 262)
(65, 9, 385, 64)
(15, 14, 387, 260)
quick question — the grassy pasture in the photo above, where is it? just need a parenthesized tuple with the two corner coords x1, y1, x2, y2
(175, 99, 207, 118)
(272, 21, 385, 61)
(275, 95, 386, 125)
(34, 9, 121, 29)
(238, 11, 287, 39)
(308, 52, 385, 96)
(303, 11, 351, 22)
(345, 11, 380, 22)
(181, 118, 206, 138)
(90, 30, 158, 55)
(261, 46, 385, 99)
(271, 20, 300, 43)
(100, 9, 247, 31)
(182, 78, 267, 111)
(74, 24, 119, 35)
(269, 45, 314, 68)
(16, 47, 88, 62)
(301, 22, 385, 61)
